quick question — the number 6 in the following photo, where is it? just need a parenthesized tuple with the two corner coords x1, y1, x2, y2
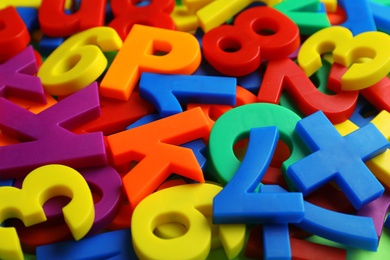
(131, 183, 246, 259)
(38, 27, 122, 96)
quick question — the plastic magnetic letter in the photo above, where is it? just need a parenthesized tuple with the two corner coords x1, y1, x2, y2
(139, 73, 237, 117)
(0, 45, 46, 103)
(100, 24, 201, 101)
(72, 91, 154, 136)
(39, 0, 106, 37)
(0, 6, 30, 63)
(335, 111, 390, 192)
(38, 26, 123, 96)
(132, 183, 246, 260)
(257, 58, 358, 123)
(274, 0, 331, 35)
(0, 164, 94, 260)
(36, 229, 137, 259)
(261, 185, 378, 251)
(127, 115, 207, 171)
(262, 224, 291, 260)
(109, 0, 175, 40)
(0, 83, 107, 179)
(202, 6, 300, 76)
(338, 0, 376, 35)
(357, 190, 390, 239)
(107, 107, 209, 211)
(298, 26, 390, 90)
(286, 110, 387, 210)
(213, 127, 304, 224)
(370, 0, 390, 34)
(208, 103, 308, 185)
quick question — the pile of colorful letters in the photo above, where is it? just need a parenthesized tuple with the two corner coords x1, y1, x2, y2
(2, 0, 390, 259)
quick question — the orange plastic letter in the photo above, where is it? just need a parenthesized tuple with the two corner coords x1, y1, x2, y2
(100, 24, 202, 100)
(106, 107, 209, 212)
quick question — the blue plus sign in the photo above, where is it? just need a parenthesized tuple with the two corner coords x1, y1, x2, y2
(287, 111, 388, 210)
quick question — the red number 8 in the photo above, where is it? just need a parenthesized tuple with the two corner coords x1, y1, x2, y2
(202, 6, 300, 76)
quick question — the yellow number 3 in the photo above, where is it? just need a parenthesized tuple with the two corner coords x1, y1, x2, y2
(0, 164, 94, 260)
(298, 26, 390, 91)
(132, 183, 246, 260)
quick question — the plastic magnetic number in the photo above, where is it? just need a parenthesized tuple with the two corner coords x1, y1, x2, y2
(329, 62, 390, 114)
(0, 164, 94, 260)
(187, 85, 258, 142)
(38, 0, 106, 37)
(273, 0, 331, 35)
(202, 5, 300, 76)
(257, 58, 358, 124)
(213, 127, 304, 224)
(298, 26, 390, 90)
(208, 103, 309, 185)
(109, 0, 175, 41)
(131, 183, 246, 260)
(0, 6, 30, 63)
(13, 166, 121, 252)
(37, 26, 123, 96)
(13, 165, 123, 236)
